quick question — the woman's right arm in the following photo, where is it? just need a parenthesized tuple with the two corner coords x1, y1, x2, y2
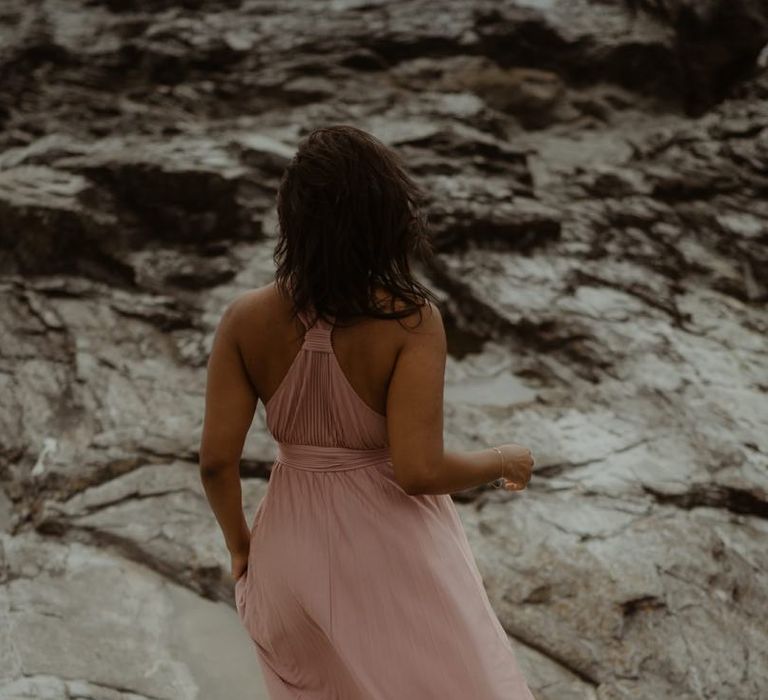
(386, 300, 533, 496)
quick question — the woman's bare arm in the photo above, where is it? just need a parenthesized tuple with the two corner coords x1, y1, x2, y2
(199, 294, 258, 564)
(386, 301, 519, 495)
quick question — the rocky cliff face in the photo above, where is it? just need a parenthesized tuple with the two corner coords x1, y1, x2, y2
(1, 1, 767, 698)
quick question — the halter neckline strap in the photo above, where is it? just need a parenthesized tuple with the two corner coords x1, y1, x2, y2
(297, 305, 335, 332)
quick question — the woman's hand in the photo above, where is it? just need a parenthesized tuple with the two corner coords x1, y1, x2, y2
(230, 547, 249, 582)
(498, 443, 534, 491)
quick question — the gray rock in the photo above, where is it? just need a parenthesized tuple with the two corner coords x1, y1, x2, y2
(1, 0, 767, 697)
(0, 532, 267, 699)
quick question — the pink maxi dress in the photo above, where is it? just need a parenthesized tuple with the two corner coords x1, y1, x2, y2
(234, 306, 534, 699)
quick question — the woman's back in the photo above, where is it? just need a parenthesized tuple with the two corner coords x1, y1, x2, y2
(237, 283, 409, 423)
(264, 295, 390, 450)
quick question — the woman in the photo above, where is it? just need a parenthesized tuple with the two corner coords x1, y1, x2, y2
(199, 125, 535, 698)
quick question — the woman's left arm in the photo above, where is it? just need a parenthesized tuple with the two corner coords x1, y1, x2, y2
(199, 295, 259, 571)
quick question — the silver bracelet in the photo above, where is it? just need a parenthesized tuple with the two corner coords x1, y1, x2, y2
(490, 446, 505, 488)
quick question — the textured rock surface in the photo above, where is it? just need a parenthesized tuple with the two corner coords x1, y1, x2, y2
(1, 1, 767, 698)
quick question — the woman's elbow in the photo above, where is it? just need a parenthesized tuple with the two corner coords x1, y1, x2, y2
(395, 465, 438, 496)
(199, 455, 237, 479)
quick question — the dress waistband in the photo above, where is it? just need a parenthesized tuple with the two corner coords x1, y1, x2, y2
(275, 442, 391, 472)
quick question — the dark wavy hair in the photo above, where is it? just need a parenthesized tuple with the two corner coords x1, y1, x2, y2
(273, 125, 440, 329)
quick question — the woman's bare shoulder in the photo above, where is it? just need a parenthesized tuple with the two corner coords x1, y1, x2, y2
(218, 282, 281, 337)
